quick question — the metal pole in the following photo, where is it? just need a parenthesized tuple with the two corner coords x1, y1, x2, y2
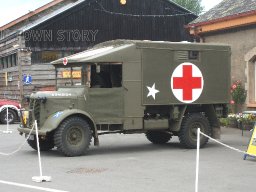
(6, 107, 9, 132)
(195, 128, 200, 192)
(17, 48, 24, 107)
(32, 120, 51, 182)
(35, 120, 43, 177)
(3, 107, 12, 134)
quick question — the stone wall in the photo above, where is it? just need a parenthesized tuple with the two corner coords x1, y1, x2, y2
(203, 27, 256, 84)
(202, 27, 256, 109)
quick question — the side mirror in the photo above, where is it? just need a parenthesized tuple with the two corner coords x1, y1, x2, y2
(25, 96, 30, 103)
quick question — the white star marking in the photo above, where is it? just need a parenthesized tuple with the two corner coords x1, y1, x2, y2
(147, 83, 160, 100)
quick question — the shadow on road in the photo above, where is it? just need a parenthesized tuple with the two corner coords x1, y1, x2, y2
(22, 141, 188, 157)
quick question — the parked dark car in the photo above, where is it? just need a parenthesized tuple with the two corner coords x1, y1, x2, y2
(0, 99, 21, 124)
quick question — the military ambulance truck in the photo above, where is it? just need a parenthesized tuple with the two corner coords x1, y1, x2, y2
(18, 40, 230, 156)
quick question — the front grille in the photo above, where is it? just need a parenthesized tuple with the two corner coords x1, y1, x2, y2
(28, 99, 41, 128)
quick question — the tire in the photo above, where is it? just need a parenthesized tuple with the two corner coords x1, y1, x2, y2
(0, 108, 17, 124)
(146, 131, 172, 144)
(27, 135, 55, 151)
(54, 117, 92, 157)
(178, 113, 210, 149)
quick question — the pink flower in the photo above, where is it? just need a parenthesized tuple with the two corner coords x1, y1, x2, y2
(232, 84, 237, 89)
(230, 100, 235, 105)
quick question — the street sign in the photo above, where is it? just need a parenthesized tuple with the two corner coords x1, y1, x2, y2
(62, 71, 81, 78)
(23, 74, 32, 85)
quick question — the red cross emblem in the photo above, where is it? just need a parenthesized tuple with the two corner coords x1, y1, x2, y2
(171, 63, 204, 103)
(63, 57, 68, 66)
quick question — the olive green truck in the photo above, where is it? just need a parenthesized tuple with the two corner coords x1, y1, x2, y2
(18, 40, 231, 156)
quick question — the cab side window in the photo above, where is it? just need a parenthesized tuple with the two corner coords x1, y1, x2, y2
(91, 64, 122, 88)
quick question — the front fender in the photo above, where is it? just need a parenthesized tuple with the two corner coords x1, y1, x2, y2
(41, 109, 96, 134)
(0, 105, 20, 115)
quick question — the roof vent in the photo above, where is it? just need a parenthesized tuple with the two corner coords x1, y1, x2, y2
(176, 51, 188, 60)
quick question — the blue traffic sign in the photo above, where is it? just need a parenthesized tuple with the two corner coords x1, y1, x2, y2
(23, 74, 32, 85)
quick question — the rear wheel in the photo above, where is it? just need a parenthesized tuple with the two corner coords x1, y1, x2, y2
(146, 131, 172, 144)
(178, 113, 210, 149)
(27, 136, 55, 151)
(54, 117, 92, 157)
(0, 108, 17, 124)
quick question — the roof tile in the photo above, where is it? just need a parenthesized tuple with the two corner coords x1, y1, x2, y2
(191, 0, 256, 24)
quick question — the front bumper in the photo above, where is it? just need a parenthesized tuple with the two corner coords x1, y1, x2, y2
(17, 127, 47, 136)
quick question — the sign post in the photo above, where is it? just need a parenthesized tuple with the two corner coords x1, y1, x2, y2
(32, 120, 51, 183)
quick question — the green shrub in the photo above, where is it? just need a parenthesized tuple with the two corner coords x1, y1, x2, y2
(219, 118, 229, 127)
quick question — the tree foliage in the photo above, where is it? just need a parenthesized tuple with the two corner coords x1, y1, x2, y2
(172, 0, 203, 15)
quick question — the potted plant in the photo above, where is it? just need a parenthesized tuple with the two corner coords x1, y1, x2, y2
(227, 113, 239, 128)
(239, 113, 256, 131)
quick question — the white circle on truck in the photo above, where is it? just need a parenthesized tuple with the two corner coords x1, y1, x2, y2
(63, 57, 68, 65)
(171, 63, 204, 103)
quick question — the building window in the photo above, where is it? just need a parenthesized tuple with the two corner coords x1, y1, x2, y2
(7, 55, 11, 68)
(4, 57, 7, 68)
(245, 47, 256, 107)
(0, 58, 3, 69)
(31, 51, 82, 64)
(11, 54, 17, 67)
(0, 54, 17, 69)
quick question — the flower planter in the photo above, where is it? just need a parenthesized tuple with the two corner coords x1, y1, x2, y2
(228, 119, 238, 128)
(241, 122, 254, 131)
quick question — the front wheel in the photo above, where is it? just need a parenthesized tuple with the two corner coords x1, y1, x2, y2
(178, 113, 210, 149)
(0, 109, 17, 124)
(54, 117, 92, 157)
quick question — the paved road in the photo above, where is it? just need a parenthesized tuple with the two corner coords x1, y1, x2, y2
(0, 124, 255, 192)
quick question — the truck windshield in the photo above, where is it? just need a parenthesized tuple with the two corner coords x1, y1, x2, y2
(55, 63, 122, 88)
(55, 65, 90, 87)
